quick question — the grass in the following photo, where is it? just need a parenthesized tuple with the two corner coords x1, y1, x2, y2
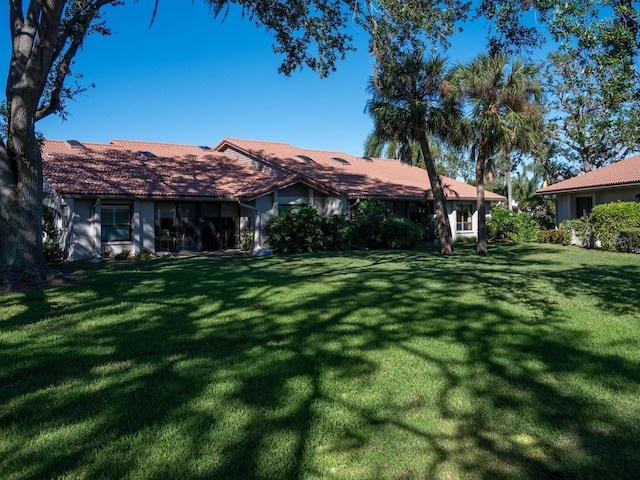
(1, 243, 639, 479)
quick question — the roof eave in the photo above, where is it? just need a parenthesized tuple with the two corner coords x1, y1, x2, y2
(536, 181, 640, 196)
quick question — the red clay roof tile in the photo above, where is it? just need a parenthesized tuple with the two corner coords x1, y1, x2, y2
(42, 137, 506, 202)
(536, 155, 640, 194)
(217, 138, 505, 201)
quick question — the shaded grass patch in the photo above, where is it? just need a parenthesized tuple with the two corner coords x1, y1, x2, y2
(1, 244, 639, 479)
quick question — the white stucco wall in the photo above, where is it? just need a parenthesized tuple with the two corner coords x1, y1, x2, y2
(555, 186, 640, 224)
(66, 199, 95, 260)
(134, 200, 155, 254)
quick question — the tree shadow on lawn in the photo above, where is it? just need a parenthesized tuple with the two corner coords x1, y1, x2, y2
(1, 246, 639, 479)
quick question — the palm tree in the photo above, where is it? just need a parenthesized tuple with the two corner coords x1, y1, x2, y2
(366, 52, 462, 255)
(452, 53, 543, 256)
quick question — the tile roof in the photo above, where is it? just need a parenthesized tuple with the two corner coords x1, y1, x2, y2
(536, 155, 640, 194)
(42, 137, 506, 202)
(216, 138, 506, 201)
(42, 140, 275, 198)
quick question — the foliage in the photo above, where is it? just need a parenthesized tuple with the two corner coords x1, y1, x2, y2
(452, 52, 544, 256)
(101, 247, 113, 259)
(366, 52, 458, 255)
(454, 235, 477, 244)
(614, 228, 640, 254)
(560, 218, 591, 246)
(265, 204, 331, 253)
(379, 214, 422, 250)
(114, 248, 131, 260)
(350, 200, 388, 248)
(487, 207, 539, 243)
(350, 200, 421, 250)
(590, 201, 640, 251)
(240, 230, 253, 251)
(43, 241, 63, 262)
(543, 50, 640, 173)
(537, 229, 571, 245)
(135, 249, 152, 261)
(265, 201, 420, 253)
(322, 214, 354, 251)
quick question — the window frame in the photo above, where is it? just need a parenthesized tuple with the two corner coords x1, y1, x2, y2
(456, 203, 473, 232)
(101, 204, 132, 242)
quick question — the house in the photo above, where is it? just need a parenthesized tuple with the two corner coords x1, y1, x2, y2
(536, 154, 640, 224)
(42, 138, 506, 260)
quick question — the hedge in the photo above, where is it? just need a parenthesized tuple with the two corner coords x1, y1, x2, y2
(589, 202, 640, 251)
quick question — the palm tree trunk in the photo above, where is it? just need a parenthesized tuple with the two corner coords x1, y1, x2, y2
(506, 167, 513, 211)
(476, 155, 488, 256)
(418, 134, 454, 255)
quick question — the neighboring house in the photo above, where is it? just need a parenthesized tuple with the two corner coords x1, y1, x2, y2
(42, 138, 506, 260)
(536, 154, 640, 224)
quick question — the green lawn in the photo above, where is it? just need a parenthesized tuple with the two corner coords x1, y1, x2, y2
(1, 243, 639, 479)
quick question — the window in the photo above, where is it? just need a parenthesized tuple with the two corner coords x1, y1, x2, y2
(102, 205, 131, 241)
(61, 204, 69, 229)
(278, 204, 302, 214)
(576, 197, 593, 218)
(456, 204, 473, 231)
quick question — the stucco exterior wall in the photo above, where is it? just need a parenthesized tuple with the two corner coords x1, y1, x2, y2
(134, 200, 155, 254)
(555, 186, 640, 224)
(65, 199, 96, 261)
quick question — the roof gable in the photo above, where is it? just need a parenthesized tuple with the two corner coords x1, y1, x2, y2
(217, 138, 505, 201)
(537, 155, 640, 194)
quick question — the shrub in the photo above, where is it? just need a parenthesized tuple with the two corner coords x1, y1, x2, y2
(265, 204, 327, 253)
(43, 241, 63, 262)
(114, 248, 131, 260)
(240, 230, 253, 251)
(590, 202, 640, 251)
(420, 216, 436, 242)
(559, 218, 591, 246)
(135, 249, 152, 260)
(101, 247, 113, 259)
(614, 228, 640, 254)
(455, 235, 477, 244)
(487, 207, 538, 242)
(350, 200, 388, 248)
(322, 214, 353, 251)
(380, 214, 422, 249)
(537, 229, 571, 245)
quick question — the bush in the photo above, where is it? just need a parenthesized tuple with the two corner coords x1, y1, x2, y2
(590, 202, 640, 251)
(537, 229, 571, 245)
(559, 218, 591, 246)
(351, 200, 422, 249)
(322, 214, 354, 251)
(614, 228, 640, 254)
(135, 249, 152, 260)
(265, 201, 421, 254)
(265, 204, 328, 253)
(380, 214, 422, 249)
(351, 200, 388, 248)
(487, 207, 539, 242)
(43, 241, 63, 262)
(114, 248, 131, 260)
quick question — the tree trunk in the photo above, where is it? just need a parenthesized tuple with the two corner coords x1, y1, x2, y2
(506, 167, 513, 211)
(0, 99, 47, 289)
(418, 134, 454, 255)
(476, 156, 488, 256)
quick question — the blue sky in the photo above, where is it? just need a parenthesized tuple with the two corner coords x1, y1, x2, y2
(2, 2, 512, 156)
